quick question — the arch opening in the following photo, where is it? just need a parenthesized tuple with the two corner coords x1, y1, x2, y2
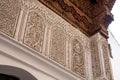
(0, 65, 37, 80)
(0, 73, 19, 80)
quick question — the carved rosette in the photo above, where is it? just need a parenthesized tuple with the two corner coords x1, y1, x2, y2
(0, 0, 20, 37)
(102, 43, 113, 80)
(23, 12, 45, 52)
(50, 26, 66, 66)
(91, 40, 102, 79)
(71, 39, 86, 78)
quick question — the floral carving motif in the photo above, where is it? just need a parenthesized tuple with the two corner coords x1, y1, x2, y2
(50, 27, 66, 66)
(0, 0, 20, 37)
(102, 44, 112, 80)
(72, 39, 85, 77)
(23, 12, 44, 52)
(91, 40, 102, 78)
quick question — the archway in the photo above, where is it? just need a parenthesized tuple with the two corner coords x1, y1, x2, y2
(0, 73, 19, 80)
(0, 65, 37, 80)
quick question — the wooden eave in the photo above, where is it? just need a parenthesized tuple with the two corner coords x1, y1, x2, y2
(38, 0, 116, 38)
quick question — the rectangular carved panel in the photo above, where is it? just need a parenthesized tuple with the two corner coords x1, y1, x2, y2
(102, 44, 113, 80)
(71, 38, 86, 78)
(0, 0, 20, 37)
(91, 40, 102, 79)
(50, 26, 66, 66)
(23, 12, 45, 52)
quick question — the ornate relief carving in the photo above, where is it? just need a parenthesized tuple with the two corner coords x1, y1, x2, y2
(0, 0, 20, 37)
(23, 12, 44, 52)
(50, 26, 66, 66)
(39, 0, 101, 36)
(38, 0, 116, 37)
(102, 44, 112, 80)
(106, 0, 116, 10)
(92, 1, 106, 17)
(69, 0, 108, 19)
(91, 40, 102, 78)
(71, 39, 86, 78)
(69, 0, 92, 17)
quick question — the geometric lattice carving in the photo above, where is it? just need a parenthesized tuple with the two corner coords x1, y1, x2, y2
(102, 44, 112, 80)
(50, 27, 66, 66)
(91, 40, 102, 78)
(71, 39, 86, 78)
(23, 12, 45, 52)
(0, 0, 20, 37)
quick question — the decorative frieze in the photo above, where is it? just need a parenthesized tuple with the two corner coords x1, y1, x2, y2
(23, 11, 45, 52)
(0, 0, 20, 37)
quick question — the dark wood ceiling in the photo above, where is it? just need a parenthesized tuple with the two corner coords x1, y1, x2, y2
(39, 0, 115, 38)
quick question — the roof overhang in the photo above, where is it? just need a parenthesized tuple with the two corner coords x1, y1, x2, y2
(39, 0, 116, 38)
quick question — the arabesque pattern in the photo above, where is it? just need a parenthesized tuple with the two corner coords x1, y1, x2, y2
(23, 12, 44, 52)
(0, 0, 20, 37)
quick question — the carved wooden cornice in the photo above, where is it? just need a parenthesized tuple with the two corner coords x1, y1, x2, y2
(38, 0, 115, 38)
(105, 0, 116, 10)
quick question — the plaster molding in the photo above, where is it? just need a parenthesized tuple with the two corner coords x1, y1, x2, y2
(0, 32, 84, 80)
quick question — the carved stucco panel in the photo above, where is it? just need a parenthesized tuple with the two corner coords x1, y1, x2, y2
(23, 11, 45, 52)
(0, 0, 21, 37)
(102, 40, 113, 80)
(18, 1, 91, 78)
(91, 39, 102, 79)
(71, 38, 86, 78)
(50, 26, 66, 66)
(90, 33, 114, 80)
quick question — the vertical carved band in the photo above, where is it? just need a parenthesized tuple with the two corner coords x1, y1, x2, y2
(102, 44, 112, 80)
(50, 27, 66, 66)
(23, 12, 45, 52)
(72, 39, 86, 78)
(0, 0, 20, 37)
(91, 40, 102, 78)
